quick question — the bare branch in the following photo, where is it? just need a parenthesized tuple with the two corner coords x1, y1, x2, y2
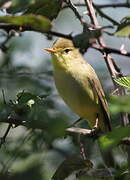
(84, 0, 129, 126)
(63, 0, 96, 30)
(63, 2, 130, 9)
(66, 127, 92, 135)
(47, 31, 73, 40)
(94, 3, 130, 9)
(93, 4, 119, 25)
(66, 127, 101, 138)
(92, 44, 130, 57)
(0, 24, 73, 41)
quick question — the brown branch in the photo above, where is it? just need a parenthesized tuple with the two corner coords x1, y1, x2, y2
(0, 24, 73, 41)
(93, 4, 119, 25)
(92, 44, 130, 57)
(94, 3, 130, 9)
(85, 0, 98, 27)
(63, 0, 97, 30)
(47, 31, 72, 40)
(63, 2, 130, 9)
(67, 128, 130, 147)
(66, 127, 101, 137)
(84, 0, 129, 127)
(66, 127, 92, 135)
(63, 0, 88, 30)
(62, 2, 126, 25)
(0, 24, 20, 32)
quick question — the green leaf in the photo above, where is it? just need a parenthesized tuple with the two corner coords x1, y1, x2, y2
(7, 0, 33, 13)
(52, 155, 93, 180)
(11, 154, 44, 180)
(110, 95, 130, 114)
(115, 15, 130, 37)
(25, 0, 62, 20)
(17, 92, 41, 105)
(0, 14, 52, 33)
(78, 169, 114, 179)
(99, 124, 130, 151)
(114, 76, 130, 88)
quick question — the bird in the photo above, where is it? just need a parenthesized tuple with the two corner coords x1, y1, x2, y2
(44, 38, 111, 133)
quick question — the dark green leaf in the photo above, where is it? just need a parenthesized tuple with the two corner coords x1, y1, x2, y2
(115, 15, 130, 37)
(25, 0, 62, 20)
(110, 95, 130, 114)
(10, 154, 44, 180)
(78, 168, 114, 179)
(17, 92, 41, 105)
(99, 124, 130, 151)
(0, 14, 52, 33)
(52, 155, 93, 180)
(7, 0, 33, 13)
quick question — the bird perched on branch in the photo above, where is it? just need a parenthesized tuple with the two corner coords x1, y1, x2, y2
(44, 38, 111, 133)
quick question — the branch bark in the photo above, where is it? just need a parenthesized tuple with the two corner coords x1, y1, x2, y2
(63, 2, 130, 9)
(84, 0, 129, 126)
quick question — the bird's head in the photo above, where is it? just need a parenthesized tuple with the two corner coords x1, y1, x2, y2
(44, 38, 80, 69)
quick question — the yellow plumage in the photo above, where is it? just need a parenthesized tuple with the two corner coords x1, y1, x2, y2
(44, 38, 111, 132)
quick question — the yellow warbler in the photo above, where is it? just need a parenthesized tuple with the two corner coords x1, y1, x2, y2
(44, 38, 111, 133)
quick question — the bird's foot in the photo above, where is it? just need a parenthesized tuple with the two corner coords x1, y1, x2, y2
(90, 116, 102, 139)
(90, 127, 100, 139)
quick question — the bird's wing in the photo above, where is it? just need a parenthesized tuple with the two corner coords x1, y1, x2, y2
(87, 68, 111, 131)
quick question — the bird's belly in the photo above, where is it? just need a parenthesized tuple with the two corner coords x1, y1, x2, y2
(54, 71, 100, 125)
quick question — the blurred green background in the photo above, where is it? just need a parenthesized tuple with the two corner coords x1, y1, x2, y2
(0, 0, 130, 179)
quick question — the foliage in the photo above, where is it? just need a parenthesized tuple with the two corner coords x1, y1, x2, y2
(52, 155, 93, 180)
(0, 14, 52, 33)
(115, 15, 130, 37)
(114, 76, 130, 88)
(110, 95, 130, 114)
(0, 0, 130, 180)
(99, 124, 130, 151)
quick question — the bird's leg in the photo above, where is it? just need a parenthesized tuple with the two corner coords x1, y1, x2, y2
(93, 116, 99, 129)
(90, 115, 100, 138)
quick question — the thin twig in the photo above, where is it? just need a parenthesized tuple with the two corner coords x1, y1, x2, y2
(47, 31, 72, 40)
(93, 4, 119, 25)
(2, 89, 6, 105)
(63, 0, 96, 30)
(92, 44, 130, 57)
(0, 24, 73, 40)
(94, 3, 130, 9)
(68, 118, 83, 127)
(62, 2, 130, 9)
(84, 0, 129, 126)
(0, 124, 12, 149)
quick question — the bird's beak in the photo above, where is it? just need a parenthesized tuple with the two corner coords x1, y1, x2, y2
(43, 48, 57, 53)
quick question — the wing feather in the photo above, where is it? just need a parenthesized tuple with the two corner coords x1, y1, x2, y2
(86, 65, 111, 131)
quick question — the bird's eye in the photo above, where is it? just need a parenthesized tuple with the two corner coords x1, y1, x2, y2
(64, 48, 72, 53)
